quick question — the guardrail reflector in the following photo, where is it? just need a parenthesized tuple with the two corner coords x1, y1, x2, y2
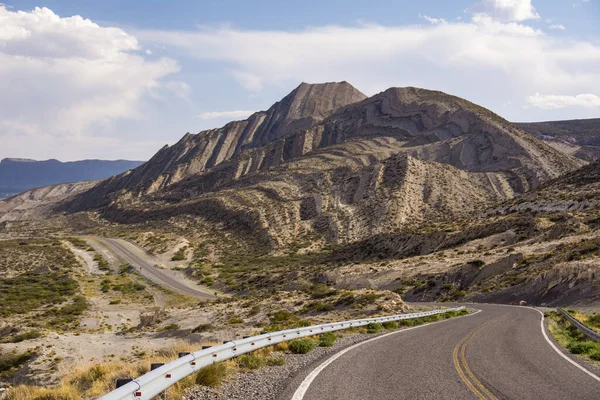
(166, 374, 172, 379)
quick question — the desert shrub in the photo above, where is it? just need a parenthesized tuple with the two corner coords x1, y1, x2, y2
(382, 321, 399, 330)
(265, 357, 285, 366)
(270, 310, 294, 323)
(318, 332, 336, 347)
(301, 301, 334, 314)
(160, 323, 180, 332)
(310, 283, 336, 299)
(228, 318, 244, 325)
(93, 254, 110, 272)
(236, 354, 263, 370)
(45, 295, 88, 328)
(171, 247, 187, 261)
(118, 264, 134, 274)
(0, 350, 36, 379)
(111, 282, 145, 294)
(2, 330, 42, 343)
(195, 363, 228, 388)
(288, 339, 315, 354)
(366, 323, 383, 334)
(467, 259, 486, 267)
(248, 305, 261, 316)
(192, 323, 214, 333)
(0, 272, 79, 317)
(201, 277, 214, 286)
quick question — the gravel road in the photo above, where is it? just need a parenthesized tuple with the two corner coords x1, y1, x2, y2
(93, 237, 215, 299)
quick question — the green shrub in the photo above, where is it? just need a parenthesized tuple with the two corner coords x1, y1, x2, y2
(195, 363, 227, 387)
(171, 247, 187, 261)
(0, 272, 79, 317)
(265, 357, 286, 366)
(567, 341, 595, 355)
(119, 264, 134, 274)
(310, 283, 336, 299)
(367, 323, 383, 334)
(288, 339, 315, 354)
(270, 310, 295, 323)
(318, 332, 336, 347)
(382, 321, 399, 330)
(236, 354, 263, 370)
(201, 277, 214, 286)
(589, 349, 600, 361)
(228, 318, 244, 325)
(587, 314, 600, 328)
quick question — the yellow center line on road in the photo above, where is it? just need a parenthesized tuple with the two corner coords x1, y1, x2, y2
(453, 314, 508, 400)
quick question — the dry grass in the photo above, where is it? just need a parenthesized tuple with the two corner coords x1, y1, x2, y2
(5, 341, 215, 400)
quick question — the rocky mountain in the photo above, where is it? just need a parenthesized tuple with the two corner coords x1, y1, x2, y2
(0, 180, 99, 222)
(517, 118, 600, 162)
(73, 82, 367, 202)
(0, 158, 143, 199)
(52, 82, 581, 252)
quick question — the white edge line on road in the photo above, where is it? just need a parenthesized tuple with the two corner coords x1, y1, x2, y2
(290, 309, 482, 400)
(532, 308, 600, 383)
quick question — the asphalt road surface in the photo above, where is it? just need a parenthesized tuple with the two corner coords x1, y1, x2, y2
(93, 237, 215, 299)
(283, 304, 600, 400)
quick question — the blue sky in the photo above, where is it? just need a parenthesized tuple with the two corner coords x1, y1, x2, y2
(0, 0, 598, 161)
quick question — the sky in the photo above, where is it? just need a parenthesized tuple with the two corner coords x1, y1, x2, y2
(0, 0, 599, 161)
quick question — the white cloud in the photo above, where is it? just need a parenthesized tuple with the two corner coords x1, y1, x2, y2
(163, 81, 192, 100)
(0, 6, 180, 159)
(526, 93, 600, 109)
(145, 48, 153, 55)
(549, 24, 566, 30)
(138, 11, 599, 107)
(197, 110, 256, 120)
(471, 0, 540, 22)
(419, 14, 447, 25)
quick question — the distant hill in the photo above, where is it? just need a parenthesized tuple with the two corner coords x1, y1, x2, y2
(516, 118, 600, 161)
(0, 158, 144, 198)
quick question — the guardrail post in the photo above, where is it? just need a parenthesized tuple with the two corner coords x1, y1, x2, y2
(115, 378, 133, 389)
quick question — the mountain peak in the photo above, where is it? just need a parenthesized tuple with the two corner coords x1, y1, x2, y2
(277, 81, 367, 128)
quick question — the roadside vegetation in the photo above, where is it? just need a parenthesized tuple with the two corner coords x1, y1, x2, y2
(546, 311, 600, 362)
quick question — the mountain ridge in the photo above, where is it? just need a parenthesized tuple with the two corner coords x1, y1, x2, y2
(0, 158, 144, 199)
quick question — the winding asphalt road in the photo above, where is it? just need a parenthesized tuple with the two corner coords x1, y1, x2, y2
(92, 237, 215, 299)
(283, 304, 600, 400)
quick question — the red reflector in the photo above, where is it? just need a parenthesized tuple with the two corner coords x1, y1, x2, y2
(135, 392, 142, 397)
(166, 374, 171, 378)
(233, 347, 237, 351)
(212, 354, 217, 358)
(191, 362, 196, 365)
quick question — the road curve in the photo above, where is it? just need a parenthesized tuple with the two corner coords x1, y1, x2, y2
(282, 304, 600, 400)
(92, 237, 215, 299)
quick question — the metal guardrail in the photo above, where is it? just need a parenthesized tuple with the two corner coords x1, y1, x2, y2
(557, 308, 600, 342)
(99, 306, 465, 400)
